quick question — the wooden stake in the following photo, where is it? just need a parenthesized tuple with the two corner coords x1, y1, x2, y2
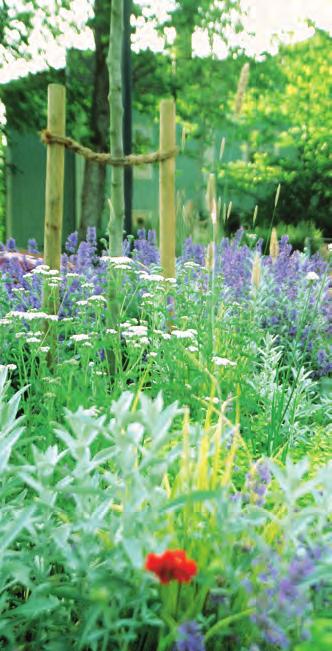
(43, 84, 66, 276)
(42, 84, 65, 322)
(159, 99, 176, 279)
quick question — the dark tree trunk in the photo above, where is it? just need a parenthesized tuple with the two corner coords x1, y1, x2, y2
(123, 0, 132, 237)
(79, 0, 111, 240)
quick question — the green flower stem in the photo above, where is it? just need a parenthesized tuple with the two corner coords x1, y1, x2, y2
(204, 608, 254, 642)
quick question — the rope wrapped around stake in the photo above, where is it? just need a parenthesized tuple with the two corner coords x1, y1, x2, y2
(40, 129, 178, 167)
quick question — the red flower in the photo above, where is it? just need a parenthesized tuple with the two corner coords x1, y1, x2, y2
(145, 549, 198, 584)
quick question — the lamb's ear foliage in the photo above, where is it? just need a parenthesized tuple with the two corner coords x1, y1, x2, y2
(0, 366, 27, 471)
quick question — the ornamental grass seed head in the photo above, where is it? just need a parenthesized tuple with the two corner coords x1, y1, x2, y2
(206, 173, 217, 225)
(251, 252, 261, 289)
(205, 242, 215, 272)
(270, 228, 279, 263)
(234, 62, 250, 116)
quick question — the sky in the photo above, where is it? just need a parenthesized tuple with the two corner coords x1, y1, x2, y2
(0, 0, 331, 86)
(133, 0, 332, 59)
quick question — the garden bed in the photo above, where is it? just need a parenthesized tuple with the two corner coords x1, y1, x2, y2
(0, 228, 331, 650)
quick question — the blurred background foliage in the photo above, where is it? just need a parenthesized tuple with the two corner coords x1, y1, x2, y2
(219, 30, 332, 238)
(0, 0, 331, 246)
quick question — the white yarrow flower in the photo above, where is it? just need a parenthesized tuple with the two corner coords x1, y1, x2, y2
(104, 256, 132, 265)
(8, 311, 58, 321)
(171, 329, 196, 340)
(306, 271, 319, 281)
(32, 265, 50, 274)
(88, 295, 107, 303)
(142, 273, 164, 282)
(70, 334, 90, 342)
(212, 356, 236, 367)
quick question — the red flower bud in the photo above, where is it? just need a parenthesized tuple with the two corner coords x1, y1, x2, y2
(145, 549, 197, 584)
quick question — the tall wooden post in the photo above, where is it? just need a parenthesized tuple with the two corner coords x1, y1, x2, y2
(159, 99, 176, 279)
(43, 84, 66, 273)
(43, 84, 65, 322)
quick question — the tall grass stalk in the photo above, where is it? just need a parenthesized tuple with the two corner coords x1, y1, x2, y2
(264, 184, 281, 255)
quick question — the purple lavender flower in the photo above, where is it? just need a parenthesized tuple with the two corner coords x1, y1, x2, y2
(133, 229, 159, 265)
(122, 237, 131, 257)
(313, 346, 332, 378)
(86, 226, 97, 250)
(256, 460, 271, 484)
(216, 232, 252, 301)
(245, 459, 271, 506)
(65, 231, 78, 254)
(249, 546, 326, 650)
(181, 238, 206, 266)
(175, 621, 205, 651)
(76, 241, 93, 271)
(6, 237, 16, 251)
(27, 239, 39, 254)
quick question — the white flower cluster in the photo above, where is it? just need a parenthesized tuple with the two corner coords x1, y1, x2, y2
(121, 321, 149, 346)
(30, 266, 61, 279)
(7, 311, 59, 321)
(212, 356, 236, 367)
(70, 334, 91, 343)
(139, 272, 164, 283)
(305, 271, 320, 281)
(88, 295, 107, 304)
(171, 328, 197, 340)
(102, 256, 134, 271)
(66, 272, 81, 279)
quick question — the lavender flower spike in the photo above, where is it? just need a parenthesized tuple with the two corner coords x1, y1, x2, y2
(175, 621, 206, 651)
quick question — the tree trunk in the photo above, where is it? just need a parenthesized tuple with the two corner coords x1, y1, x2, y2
(107, 0, 125, 256)
(174, 27, 193, 60)
(122, 0, 133, 237)
(172, 0, 198, 61)
(79, 161, 106, 238)
(79, 0, 111, 241)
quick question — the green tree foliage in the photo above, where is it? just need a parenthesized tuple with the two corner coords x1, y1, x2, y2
(221, 30, 332, 235)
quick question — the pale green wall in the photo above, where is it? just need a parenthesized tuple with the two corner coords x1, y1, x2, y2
(6, 131, 76, 249)
(5, 118, 255, 248)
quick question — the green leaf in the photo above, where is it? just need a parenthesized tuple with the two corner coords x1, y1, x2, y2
(161, 489, 219, 512)
(12, 595, 59, 618)
(0, 506, 35, 553)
